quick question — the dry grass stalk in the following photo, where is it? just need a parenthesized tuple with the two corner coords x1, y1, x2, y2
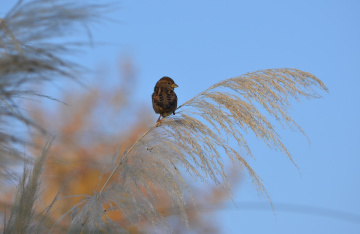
(68, 68, 327, 232)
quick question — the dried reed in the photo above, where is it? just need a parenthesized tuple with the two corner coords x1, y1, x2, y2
(69, 68, 327, 232)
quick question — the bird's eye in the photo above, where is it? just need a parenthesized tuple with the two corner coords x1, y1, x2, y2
(168, 82, 171, 84)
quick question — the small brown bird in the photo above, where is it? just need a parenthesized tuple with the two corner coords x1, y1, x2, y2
(152, 76, 178, 123)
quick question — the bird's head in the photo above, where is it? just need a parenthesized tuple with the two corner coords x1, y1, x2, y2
(156, 76, 178, 90)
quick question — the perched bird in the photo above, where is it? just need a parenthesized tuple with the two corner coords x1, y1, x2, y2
(152, 76, 178, 123)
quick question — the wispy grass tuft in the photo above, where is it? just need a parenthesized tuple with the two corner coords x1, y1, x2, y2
(69, 68, 328, 231)
(3, 137, 53, 234)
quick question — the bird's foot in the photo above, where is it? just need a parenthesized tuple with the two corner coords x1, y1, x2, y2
(155, 115, 162, 127)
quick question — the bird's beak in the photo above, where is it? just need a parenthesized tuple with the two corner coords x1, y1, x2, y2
(172, 83, 179, 88)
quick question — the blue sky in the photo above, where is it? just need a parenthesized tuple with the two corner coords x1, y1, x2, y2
(2, 0, 360, 233)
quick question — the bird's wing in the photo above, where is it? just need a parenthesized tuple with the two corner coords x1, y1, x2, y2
(152, 87, 164, 106)
(152, 88, 177, 110)
(165, 89, 177, 109)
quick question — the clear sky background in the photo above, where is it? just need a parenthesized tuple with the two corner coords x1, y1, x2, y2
(2, 0, 360, 233)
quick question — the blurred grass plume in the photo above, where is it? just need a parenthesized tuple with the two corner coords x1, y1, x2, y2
(0, 0, 105, 184)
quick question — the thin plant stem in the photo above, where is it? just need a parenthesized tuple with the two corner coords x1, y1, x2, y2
(0, 17, 22, 53)
(0, 96, 15, 113)
(98, 124, 158, 195)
